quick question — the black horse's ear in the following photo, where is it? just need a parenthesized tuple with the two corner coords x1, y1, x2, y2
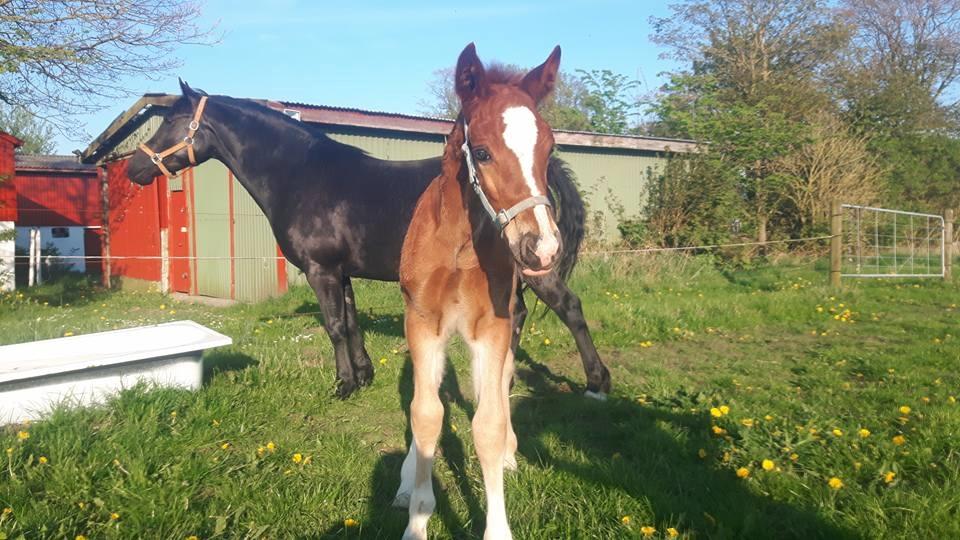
(520, 45, 561, 104)
(179, 78, 196, 97)
(455, 43, 487, 106)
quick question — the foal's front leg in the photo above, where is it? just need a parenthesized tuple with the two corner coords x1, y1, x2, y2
(468, 319, 514, 540)
(402, 313, 449, 540)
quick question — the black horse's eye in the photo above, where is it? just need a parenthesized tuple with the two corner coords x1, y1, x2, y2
(473, 148, 491, 162)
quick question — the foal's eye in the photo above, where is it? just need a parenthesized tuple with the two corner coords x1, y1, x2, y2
(473, 148, 492, 163)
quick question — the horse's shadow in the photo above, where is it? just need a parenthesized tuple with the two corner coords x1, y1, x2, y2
(319, 349, 858, 539)
(292, 301, 405, 339)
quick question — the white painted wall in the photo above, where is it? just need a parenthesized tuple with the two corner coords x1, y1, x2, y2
(15, 226, 86, 273)
(0, 221, 13, 292)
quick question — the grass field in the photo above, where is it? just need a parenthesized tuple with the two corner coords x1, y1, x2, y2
(1, 256, 958, 539)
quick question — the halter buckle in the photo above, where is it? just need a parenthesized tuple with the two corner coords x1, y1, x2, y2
(189, 120, 200, 131)
(183, 135, 195, 145)
(151, 153, 163, 165)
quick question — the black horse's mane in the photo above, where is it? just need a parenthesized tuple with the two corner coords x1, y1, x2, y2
(201, 93, 371, 158)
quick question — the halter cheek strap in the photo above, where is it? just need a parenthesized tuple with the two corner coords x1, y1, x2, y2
(461, 122, 552, 233)
(138, 95, 208, 177)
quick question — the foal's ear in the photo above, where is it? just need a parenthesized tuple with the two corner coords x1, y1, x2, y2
(455, 43, 487, 105)
(520, 45, 561, 104)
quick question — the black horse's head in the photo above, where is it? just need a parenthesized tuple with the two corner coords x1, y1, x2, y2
(127, 79, 213, 185)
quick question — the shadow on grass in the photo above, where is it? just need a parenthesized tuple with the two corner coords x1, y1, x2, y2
(319, 345, 860, 539)
(202, 351, 258, 383)
(291, 301, 405, 340)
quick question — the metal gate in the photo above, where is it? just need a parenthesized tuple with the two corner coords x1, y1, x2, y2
(841, 204, 946, 278)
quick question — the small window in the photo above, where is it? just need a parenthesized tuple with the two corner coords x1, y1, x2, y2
(282, 109, 302, 121)
(51, 227, 70, 238)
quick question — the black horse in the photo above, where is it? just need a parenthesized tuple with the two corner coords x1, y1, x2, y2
(127, 81, 610, 399)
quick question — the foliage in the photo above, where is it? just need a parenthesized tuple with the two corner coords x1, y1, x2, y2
(0, 0, 217, 136)
(576, 69, 640, 134)
(1, 263, 959, 538)
(0, 105, 56, 154)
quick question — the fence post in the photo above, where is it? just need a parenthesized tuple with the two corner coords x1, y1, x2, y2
(831, 201, 842, 288)
(946, 208, 954, 281)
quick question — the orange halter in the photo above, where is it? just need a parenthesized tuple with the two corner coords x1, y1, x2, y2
(138, 96, 208, 177)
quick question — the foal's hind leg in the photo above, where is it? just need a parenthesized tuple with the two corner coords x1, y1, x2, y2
(305, 267, 360, 399)
(524, 271, 612, 398)
(342, 277, 374, 386)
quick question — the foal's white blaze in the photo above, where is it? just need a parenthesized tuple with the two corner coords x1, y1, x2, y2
(502, 106, 559, 266)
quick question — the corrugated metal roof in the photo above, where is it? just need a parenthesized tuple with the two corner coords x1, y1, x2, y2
(16, 155, 97, 173)
(83, 93, 699, 164)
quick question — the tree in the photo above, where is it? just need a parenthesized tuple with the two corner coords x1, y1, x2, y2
(419, 65, 592, 130)
(0, 106, 56, 154)
(576, 69, 640, 134)
(0, 0, 217, 136)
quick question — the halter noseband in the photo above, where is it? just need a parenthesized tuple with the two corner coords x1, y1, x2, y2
(138, 95, 208, 177)
(461, 122, 552, 233)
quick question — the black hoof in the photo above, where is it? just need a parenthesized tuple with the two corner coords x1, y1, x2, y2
(336, 378, 360, 399)
(356, 362, 375, 387)
(587, 366, 612, 395)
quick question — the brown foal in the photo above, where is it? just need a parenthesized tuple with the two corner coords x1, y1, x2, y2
(395, 43, 563, 540)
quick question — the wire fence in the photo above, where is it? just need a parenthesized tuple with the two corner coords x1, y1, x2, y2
(840, 204, 946, 278)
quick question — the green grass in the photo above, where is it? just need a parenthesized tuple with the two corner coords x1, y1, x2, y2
(0, 256, 958, 539)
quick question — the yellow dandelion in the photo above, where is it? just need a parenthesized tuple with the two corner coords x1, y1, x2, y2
(832, 428, 843, 437)
(2, 507, 11, 516)
(949, 396, 957, 404)
(921, 396, 930, 404)
(64, 331, 74, 337)
(854, 461, 862, 470)
(110, 512, 120, 520)
(292, 453, 303, 464)
(159, 304, 165, 310)
(543, 338, 551, 345)
(667, 527, 679, 538)
(187, 536, 199, 540)
(884, 471, 896, 483)
(710, 407, 722, 418)
(719, 405, 730, 415)
(899, 405, 911, 415)
(266, 441, 277, 452)
(892, 435, 906, 446)
(257, 446, 266, 457)
(17, 430, 29, 440)
(828, 477, 843, 490)
(76, 536, 88, 540)
(741, 418, 754, 428)
(736, 467, 750, 478)
(711, 425, 726, 436)
(451, 424, 458, 433)
(641, 525, 656, 537)
(722, 451, 731, 463)
(621, 515, 631, 525)
(858, 428, 870, 438)
(790, 453, 799, 461)
(762, 459, 775, 471)
(764, 414, 773, 421)
(220, 442, 230, 450)
(344, 518, 359, 528)
(5, 447, 12, 455)
(38, 456, 48, 464)
(698, 448, 707, 459)
(379, 357, 387, 365)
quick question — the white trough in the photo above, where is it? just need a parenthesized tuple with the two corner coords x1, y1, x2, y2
(0, 320, 232, 423)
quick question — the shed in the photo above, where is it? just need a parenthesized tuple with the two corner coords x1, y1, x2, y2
(82, 94, 696, 301)
(0, 132, 22, 292)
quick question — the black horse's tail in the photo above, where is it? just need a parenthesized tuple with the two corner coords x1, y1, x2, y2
(547, 156, 586, 281)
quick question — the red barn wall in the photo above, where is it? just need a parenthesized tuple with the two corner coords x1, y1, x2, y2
(106, 159, 162, 282)
(0, 134, 18, 221)
(13, 171, 101, 227)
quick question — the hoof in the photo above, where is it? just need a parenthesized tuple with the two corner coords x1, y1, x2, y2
(504, 453, 518, 471)
(336, 379, 360, 400)
(392, 492, 411, 509)
(356, 362, 375, 387)
(583, 389, 607, 401)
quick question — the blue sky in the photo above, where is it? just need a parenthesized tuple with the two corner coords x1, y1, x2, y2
(56, 1, 680, 154)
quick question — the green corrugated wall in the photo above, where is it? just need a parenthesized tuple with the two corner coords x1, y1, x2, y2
(556, 146, 665, 240)
(232, 176, 279, 302)
(191, 160, 231, 299)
